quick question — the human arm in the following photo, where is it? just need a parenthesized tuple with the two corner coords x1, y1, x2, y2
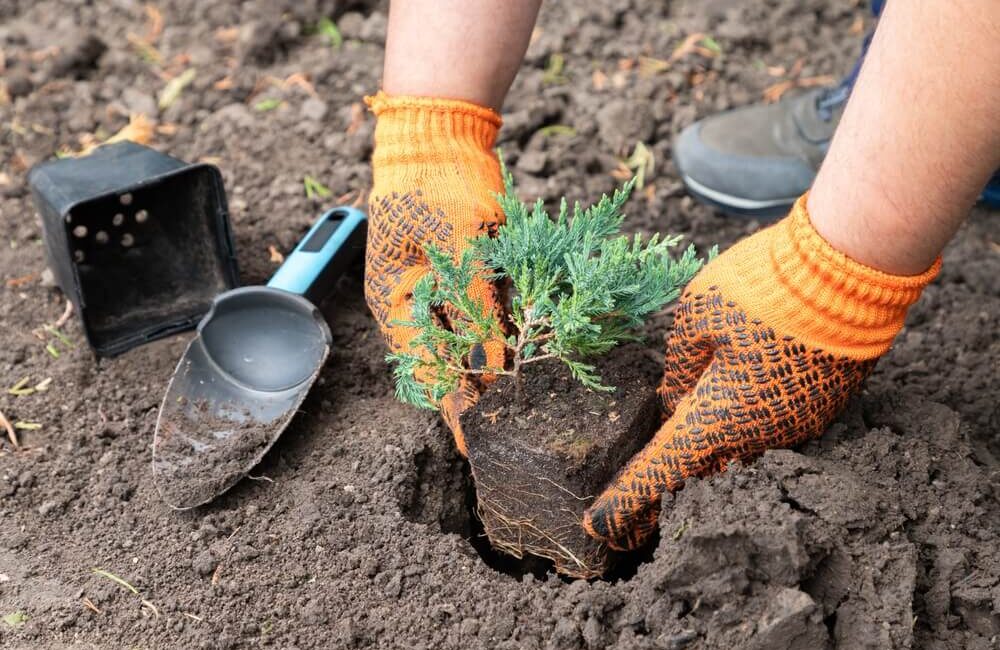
(585, 0, 1000, 549)
(366, 1, 540, 452)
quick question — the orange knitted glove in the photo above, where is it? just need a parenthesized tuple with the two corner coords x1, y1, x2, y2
(365, 92, 507, 456)
(584, 195, 941, 550)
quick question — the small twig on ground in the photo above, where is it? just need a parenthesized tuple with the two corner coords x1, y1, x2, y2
(7, 377, 32, 396)
(183, 612, 204, 622)
(92, 568, 157, 616)
(141, 599, 160, 618)
(53, 300, 73, 328)
(0, 409, 18, 450)
(91, 568, 139, 594)
(303, 175, 332, 199)
(352, 188, 368, 208)
(283, 72, 318, 97)
(210, 562, 224, 586)
(4, 273, 37, 288)
(211, 526, 245, 585)
(81, 597, 102, 614)
(246, 475, 274, 483)
(669, 32, 718, 63)
(346, 102, 365, 134)
(159, 68, 196, 110)
(762, 74, 836, 103)
(44, 326, 73, 348)
(142, 4, 165, 43)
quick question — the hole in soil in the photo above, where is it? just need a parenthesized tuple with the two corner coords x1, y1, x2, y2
(584, 158, 605, 174)
(399, 434, 658, 582)
(135, 209, 149, 223)
(119, 192, 133, 206)
(112, 213, 125, 226)
(823, 611, 837, 637)
(605, 528, 660, 583)
(73, 224, 88, 238)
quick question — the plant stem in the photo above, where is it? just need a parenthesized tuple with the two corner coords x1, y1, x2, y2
(444, 306, 557, 402)
(446, 365, 511, 377)
(519, 353, 557, 365)
(508, 307, 554, 402)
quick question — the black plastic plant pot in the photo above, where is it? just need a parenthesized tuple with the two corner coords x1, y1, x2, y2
(27, 142, 239, 356)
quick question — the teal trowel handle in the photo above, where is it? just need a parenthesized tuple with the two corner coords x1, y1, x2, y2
(267, 207, 367, 304)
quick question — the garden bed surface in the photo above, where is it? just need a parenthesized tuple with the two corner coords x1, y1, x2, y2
(1, 1, 999, 648)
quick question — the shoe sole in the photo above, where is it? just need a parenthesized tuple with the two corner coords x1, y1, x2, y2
(680, 167, 1000, 217)
(680, 174, 798, 220)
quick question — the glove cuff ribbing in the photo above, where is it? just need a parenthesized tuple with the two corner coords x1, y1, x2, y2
(365, 91, 501, 170)
(765, 194, 940, 358)
(706, 194, 940, 359)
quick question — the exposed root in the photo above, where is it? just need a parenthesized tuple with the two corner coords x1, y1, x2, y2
(535, 475, 594, 501)
(474, 480, 608, 579)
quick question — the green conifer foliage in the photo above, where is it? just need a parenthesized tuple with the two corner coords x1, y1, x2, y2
(388, 163, 712, 410)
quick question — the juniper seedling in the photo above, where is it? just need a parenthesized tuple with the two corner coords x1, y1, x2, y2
(388, 164, 709, 410)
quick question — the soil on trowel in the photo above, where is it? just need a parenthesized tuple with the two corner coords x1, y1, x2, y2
(460, 345, 661, 578)
(153, 400, 277, 509)
(1, 1, 998, 649)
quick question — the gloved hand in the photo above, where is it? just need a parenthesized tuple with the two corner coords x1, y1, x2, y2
(583, 195, 941, 550)
(365, 92, 507, 455)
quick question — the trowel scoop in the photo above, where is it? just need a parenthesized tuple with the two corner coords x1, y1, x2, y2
(152, 207, 366, 509)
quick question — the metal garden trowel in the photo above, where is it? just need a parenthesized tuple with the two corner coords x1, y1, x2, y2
(152, 207, 366, 509)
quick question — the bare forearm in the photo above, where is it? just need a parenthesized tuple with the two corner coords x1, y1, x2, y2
(382, 0, 540, 111)
(809, 0, 1000, 275)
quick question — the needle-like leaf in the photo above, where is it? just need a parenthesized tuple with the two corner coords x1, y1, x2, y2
(388, 155, 708, 409)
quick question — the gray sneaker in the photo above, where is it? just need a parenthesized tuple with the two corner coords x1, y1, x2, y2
(673, 87, 843, 219)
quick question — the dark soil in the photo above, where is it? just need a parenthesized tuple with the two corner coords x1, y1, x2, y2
(461, 346, 661, 579)
(1, 1, 998, 649)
